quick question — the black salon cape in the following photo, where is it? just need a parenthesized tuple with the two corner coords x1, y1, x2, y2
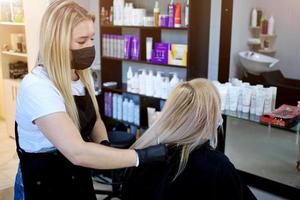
(122, 142, 256, 200)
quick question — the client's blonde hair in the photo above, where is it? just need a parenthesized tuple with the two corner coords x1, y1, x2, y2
(38, 0, 98, 128)
(131, 78, 222, 179)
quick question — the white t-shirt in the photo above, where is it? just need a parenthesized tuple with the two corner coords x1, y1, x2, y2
(16, 66, 88, 152)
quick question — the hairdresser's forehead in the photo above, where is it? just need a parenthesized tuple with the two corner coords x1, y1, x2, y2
(72, 20, 94, 39)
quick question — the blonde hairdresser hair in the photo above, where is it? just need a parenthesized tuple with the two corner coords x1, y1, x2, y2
(131, 78, 222, 179)
(38, 0, 98, 128)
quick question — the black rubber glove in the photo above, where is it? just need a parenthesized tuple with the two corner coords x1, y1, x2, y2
(100, 140, 111, 147)
(135, 144, 168, 166)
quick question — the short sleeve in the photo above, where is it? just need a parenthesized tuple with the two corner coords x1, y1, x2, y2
(18, 81, 66, 123)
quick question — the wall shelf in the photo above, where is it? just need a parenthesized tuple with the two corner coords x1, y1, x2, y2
(258, 49, 276, 54)
(100, 24, 188, 31)
(101, 56, 187, 69)
(1, 51, 28, 58)
(103, 84, 165, 101)
(0, 21, 25, 26)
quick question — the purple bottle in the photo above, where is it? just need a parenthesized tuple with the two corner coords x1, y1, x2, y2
(168, 0, 175, 27)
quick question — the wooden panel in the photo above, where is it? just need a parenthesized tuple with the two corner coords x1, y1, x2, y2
(187, 0, 211, 80)
(139, 28, 161, 61)
(218, 0, 233, 83)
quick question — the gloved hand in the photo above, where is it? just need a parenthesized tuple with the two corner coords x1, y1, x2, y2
(135, 144, 168, 166)
(100, 140, 111, 147)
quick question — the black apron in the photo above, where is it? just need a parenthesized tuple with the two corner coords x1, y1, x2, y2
(15, 88, 97, 200)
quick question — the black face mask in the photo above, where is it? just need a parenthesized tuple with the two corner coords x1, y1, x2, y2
(71, 46, 95, 70)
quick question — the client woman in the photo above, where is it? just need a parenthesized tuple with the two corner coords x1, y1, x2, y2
(122, 78, 256, 200)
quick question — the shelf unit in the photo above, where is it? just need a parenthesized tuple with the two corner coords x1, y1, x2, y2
(0, 22, 25, 26)
(1, 50, 28, 58)
(0, 22, 27, 137)
(248, 26, 277, 55)
(99, 0, 211, 129)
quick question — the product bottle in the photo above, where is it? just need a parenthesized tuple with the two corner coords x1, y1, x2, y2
(268, 16, 275, 35)
(257, 10, 263, 26)
(162, 76, 170, 99)
(139, 69, 147, 95)
(100, 7, 106, 25)
(105, 9, 110, 25)
(117, 95, 123, 120)
(154, 71, 162, 98)
(185, 0, 189, 26)
(131, 72, 138, 93)
(146, 70, 154, 97)
(134, 103, 140, 126)
(262, 18, 268, 34)
(154, 1, 160, 27)
(174, 3, 182, 28)
(251, 8, 257, 27)
(109, 6, 114, 25)
(128, 99, 134, 123)
(168, 0, 175, 28)
(108, 92, 113, 117)
(169, 73, 179, 93)
(127, 66, 133, 92)
(113, 93, 118, 119)
(104, 92, 108, 116)
(123, 98, 128, 121)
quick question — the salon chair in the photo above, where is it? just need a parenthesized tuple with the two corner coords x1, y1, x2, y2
(93, 130, 136, 200)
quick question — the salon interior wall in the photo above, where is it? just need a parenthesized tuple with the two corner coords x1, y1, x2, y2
(0, 0, 50, 118)
(230, 0, 300, 79)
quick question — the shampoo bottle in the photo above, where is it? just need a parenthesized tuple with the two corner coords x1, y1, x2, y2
(134, 103, 140, 126)
(268, 16, 275, 35)
(168, 0, 175, 28)
(127, 66, 133, 92)
(174, 3, 182, 28)
(122, 98, 128, 121)
(117, 95, 123, 120)
(251, 8, 257, 27)
(185, 0, 189, 26)
(154, 1, 160, 27)
(169, 73, 179, 93)
(146, 70, 154, 97)
(128, 99, 134, 123)
(113, 93, 118, 119)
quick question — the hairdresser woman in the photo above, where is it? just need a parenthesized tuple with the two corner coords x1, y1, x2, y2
(14, 1, 166, 200)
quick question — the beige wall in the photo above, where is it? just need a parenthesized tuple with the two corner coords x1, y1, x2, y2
(230, 0, 300, 79)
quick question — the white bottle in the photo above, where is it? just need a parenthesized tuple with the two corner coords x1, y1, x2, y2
(139, 69, 147, 95)
(268, 16, 275, 35)
(117, 95, 123, 120)
(127, 66, 133, 92)
(169, 73, 179, 93)
(128, 99, 134, 123)
(128, 3, 134, 26)
(131, 72, 138, 93)
(146, 70, 154, 97)
(162, 76, 170, 99)
(113, 93, 118, 119)
(122, 98, 128, 121)
(154, 71, 162, 98)
(134, 103, 140, 126)
(185, 0, 189, 26)
(251, 8, 257, 27)
(123, 3, 128, 25)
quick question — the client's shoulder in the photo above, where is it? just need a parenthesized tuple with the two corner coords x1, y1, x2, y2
(189, 142, 232, 170)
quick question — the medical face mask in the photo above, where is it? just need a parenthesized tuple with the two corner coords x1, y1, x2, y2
(71, 46, 95, 70)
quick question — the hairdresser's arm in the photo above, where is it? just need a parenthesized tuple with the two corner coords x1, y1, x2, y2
(90, 117, 109, 143)
(35, 112, 137, 169)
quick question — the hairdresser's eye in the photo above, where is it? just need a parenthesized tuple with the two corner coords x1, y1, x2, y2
(91, 38, 94, 41)
(78, 41, 85, 45)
